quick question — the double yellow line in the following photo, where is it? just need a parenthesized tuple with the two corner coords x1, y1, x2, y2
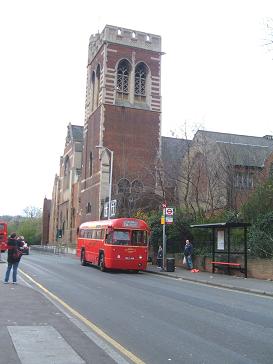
(20, 269, 145, 364)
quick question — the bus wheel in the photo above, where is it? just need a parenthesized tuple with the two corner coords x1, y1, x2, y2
(99, 253, 105, 272)
(81, 250, 87, 266)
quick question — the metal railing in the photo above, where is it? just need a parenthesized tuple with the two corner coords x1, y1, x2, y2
(31, 244, 75, 255)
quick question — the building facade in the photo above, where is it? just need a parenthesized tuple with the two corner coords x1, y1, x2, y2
(178, 130, 273, 215)
(80, 25, 162, 222)
(48, 123, 83, 247)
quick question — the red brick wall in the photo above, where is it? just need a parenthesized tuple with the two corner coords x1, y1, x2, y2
(171, 254, 273, 280)
(103, 105, 160, 188)
(80, 38, 161, 223)
(106, 44, 161, 76)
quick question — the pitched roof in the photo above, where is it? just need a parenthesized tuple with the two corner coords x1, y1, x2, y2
(195, 130, 273, 168)
(70, 125, 83, 142)
(66, 123, 83, 146)
(161, 136, 191, 163)
(161, 136, 192, 178)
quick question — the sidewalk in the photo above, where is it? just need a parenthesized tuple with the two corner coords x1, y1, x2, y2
(0, 262, 119, 364)
(145, 262, 273, 297)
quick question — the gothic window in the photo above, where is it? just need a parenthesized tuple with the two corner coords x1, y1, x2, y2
(89, 151, 93, 177)
(118, 178, 130, 193)
(86, 202, 91, 214)
(234, 172, 254, 190)
(64, 156, 70, 189)
(91, 71, 95, 112)
(135, 62, 147, 102)
(95, 64, 101, 108)
(131, 180, 143, 193)
(116, 60, 130, 100)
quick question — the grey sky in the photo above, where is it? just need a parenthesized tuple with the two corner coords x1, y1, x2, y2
(1, 0, 273, 215)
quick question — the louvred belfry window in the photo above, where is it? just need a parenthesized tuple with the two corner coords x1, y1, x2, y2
(117, 60, 130, 99)
(135, 63, 147, 101)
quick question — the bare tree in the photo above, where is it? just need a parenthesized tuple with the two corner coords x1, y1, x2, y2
(23, 206, 42, 219)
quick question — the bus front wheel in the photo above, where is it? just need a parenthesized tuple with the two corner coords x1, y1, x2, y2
(99, 253, 106, 272)
(81, 250, 87, 266)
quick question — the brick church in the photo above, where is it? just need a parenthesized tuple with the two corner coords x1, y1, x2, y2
(47, 25, 165, 247)
(80, 25, 163, 222)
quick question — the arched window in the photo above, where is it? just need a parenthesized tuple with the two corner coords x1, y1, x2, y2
(95, 64, 101, 108)
(135, 62, 147, 102)
(64, 156, 70, 189)
(86, 202, 91, 214)
(91, 71, 95, 111)
(118, 178, 130, 193)
(117, 60, 130, 100)
(131, 180, 143, 193)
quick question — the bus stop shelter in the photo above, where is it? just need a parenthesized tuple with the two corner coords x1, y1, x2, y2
(191, 222, 251, 278)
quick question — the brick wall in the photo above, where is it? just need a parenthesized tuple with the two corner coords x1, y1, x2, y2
(168, 253, 273, 280)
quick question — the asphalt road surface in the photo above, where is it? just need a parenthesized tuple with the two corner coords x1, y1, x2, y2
(20, 252, 273, 364)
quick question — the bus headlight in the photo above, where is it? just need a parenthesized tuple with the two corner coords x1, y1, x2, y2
(139, 255, 143, 259)
(117, 254, 121, 259)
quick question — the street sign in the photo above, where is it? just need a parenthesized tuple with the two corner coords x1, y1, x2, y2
(165, 208, 174, 216)
(162, 203, 167, 208)
(104, 200, 117, 218)
(165, 216, 173, 224)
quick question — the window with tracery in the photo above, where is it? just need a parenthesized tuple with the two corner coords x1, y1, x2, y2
(118, 178, 130, 193)
(234, 172, 254, 190)
(131, 180, 143, 193)
(117, 60, 130, 99)
(135, 62, 147, 102)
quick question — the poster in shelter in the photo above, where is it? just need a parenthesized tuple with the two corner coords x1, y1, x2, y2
(217, 230, 225, 250)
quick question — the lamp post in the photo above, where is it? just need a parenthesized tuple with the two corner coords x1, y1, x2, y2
(96, 145, 113, 220)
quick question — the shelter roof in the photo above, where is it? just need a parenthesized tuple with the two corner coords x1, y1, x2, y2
(191, 222, 251, 228)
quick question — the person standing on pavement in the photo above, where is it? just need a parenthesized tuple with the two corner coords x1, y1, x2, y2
(157, 245, 163, 270)
(4, 232, 24, 284)
(184, 239, 193, 270)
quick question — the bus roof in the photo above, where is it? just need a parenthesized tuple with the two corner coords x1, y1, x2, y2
(79, 218, 149, 231)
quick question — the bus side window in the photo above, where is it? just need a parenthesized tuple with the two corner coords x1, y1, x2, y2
(106, 232, 113, 243)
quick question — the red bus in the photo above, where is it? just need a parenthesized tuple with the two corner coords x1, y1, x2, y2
(0, 222, 8, 252)
(77, 218, 150, 272)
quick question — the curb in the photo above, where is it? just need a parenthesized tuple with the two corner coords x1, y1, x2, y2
(145, 269, 273, 298)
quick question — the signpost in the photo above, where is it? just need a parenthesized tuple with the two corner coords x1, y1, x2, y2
(161, 204, 174, 270)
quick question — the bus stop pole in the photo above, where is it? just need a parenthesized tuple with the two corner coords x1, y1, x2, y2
(162, 207, 166, 270)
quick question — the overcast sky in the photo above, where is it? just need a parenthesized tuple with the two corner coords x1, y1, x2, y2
(1, 0, 273, 216)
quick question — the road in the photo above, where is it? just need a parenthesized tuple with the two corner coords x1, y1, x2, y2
(20, 252, 273, 364)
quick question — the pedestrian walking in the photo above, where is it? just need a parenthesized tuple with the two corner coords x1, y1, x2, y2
(157, 245, 163, 270)
(4, 233, 24, 284)
(183, 239, 193, 270)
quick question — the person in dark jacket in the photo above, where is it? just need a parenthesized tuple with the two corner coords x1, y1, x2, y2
(4, 232, 24, 284)
(157, 245, 163, 270)
(184, 239, 193, 270)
